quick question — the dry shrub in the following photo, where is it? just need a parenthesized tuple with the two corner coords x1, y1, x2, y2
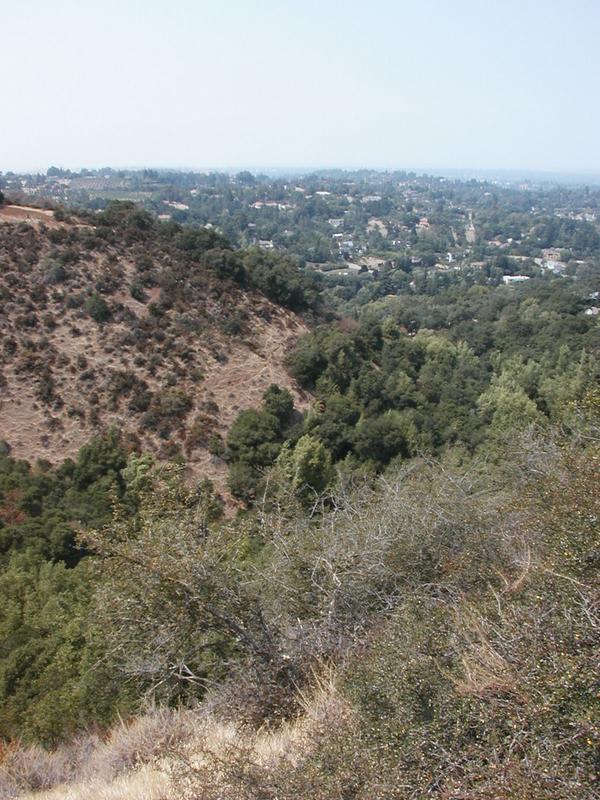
(170, 441, 600, 800)
(0, 708, 195, 796)
(0, 736, 100, 796)
(204, 660, 303, 729)
(89, 707, 196, 779)
(185, 413, 217, 454)
(259, 456, 522, 656)
(169, 672, 359, 800)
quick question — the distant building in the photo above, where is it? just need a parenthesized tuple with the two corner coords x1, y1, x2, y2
(254, 201, 295, 210)
(502, 275, 530, 285)
(543, 260, 567, 274)
(542, 248, 564, 262)
(258, 239, 275, 250)
(584, 306, 599, 316)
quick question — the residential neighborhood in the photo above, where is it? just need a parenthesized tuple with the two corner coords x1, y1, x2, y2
(2, 167, 599, 302)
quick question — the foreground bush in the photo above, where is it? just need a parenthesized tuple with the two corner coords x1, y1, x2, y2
(3, 434, 598, 799)
(173, 437, 600, 799)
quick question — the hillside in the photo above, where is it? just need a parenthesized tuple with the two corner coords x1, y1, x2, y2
(2, 430, 599, 799)
(0, 203, 311, 496)
(0, 194, 598, 800)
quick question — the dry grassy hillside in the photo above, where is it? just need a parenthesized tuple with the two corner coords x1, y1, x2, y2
(0, 205, 310, 496)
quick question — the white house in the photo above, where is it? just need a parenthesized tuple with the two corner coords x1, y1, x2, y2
(502, 275, 530, 285)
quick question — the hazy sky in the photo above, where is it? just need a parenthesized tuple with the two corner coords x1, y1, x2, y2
(3, 0, 599, 174)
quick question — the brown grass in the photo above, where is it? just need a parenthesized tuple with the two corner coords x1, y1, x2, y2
(2, 675, 349, 800)
(1, 707, 196, 798)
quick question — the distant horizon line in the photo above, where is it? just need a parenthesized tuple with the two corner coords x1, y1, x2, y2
(3, 164, 600, 184)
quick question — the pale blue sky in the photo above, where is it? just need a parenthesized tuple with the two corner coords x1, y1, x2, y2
(2, 0, 599, 174)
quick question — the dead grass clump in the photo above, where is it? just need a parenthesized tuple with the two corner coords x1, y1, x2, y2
(0, 736, 100, 796)
(0, 708, 196, 797)
(19, 765, 170, 800)
(170, 672, 358, 800)
(90, 707, 197, 779)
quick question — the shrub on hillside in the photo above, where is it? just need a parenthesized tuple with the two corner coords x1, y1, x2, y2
(172, 438, 600, 799)
(85, 292, 111, 323)
(243, 249, 317, 311)
(142, 388, 193, 435)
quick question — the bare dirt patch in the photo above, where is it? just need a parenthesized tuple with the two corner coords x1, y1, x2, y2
(465, 211, 477, 244)
(0, 204, 61, 227)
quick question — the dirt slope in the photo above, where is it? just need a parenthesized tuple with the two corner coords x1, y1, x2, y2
(0, 209, 310, 497)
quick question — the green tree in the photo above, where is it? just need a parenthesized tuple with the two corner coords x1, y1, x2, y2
(262, 384, 294, 425)
(85, 293, 111, 323)
(276, 435, 333, 499)
(227, 409, 282, 467)
(477, 372, 544, 434)
(0, 552, 127, 745)
(353, 413, 411, 467)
